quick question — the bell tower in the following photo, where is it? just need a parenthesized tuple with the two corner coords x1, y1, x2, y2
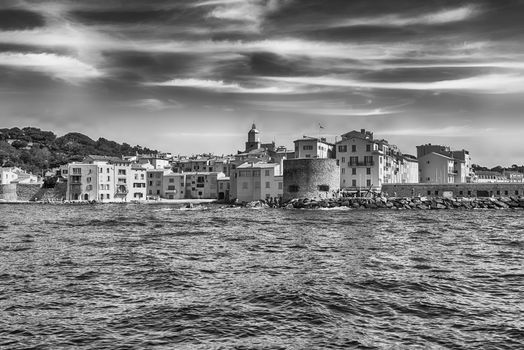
(245, 123, 261, 152)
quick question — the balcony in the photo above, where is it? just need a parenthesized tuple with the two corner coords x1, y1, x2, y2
(349, 161, 375, 167)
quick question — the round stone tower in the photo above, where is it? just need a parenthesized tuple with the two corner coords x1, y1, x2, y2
(283, 158, 340, 201)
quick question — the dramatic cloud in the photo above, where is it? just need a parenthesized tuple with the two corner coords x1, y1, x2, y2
(0, 0, 523, 165)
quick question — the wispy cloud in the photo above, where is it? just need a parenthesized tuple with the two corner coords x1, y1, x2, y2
(263, 74, 524, 94)
(130, 98, 184, 111)
(144, 78, 297, 94)
(0, 52, 102, 82)
(332, 5, 480, 28)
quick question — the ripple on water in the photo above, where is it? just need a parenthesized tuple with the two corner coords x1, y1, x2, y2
(0, 205, 522, 349)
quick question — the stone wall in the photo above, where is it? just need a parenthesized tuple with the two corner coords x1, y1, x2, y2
(16, 184, 43, 201)
(382, 183, 524, 198)
(283, 159, 340, 201)
(0, 184, 18, 201)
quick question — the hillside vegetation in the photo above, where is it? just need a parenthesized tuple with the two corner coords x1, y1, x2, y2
(0, 127, 159, 175)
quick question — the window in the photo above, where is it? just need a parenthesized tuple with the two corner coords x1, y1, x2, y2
(352, 180, 357, 187)
(219, 183, 223, 190)
(253, 170, 260, 176)
(265, 182, 270, 188)
(118, 169, 126, 175)
(242, 182, 248, 189)
(107, 176, 111, 181)
(278, 182, 283, 190)
(459, 191, 463, 196)
(338, 145, 347, 152)
(352, 145, 356, 152)
(197, 176, 205, 183)
(99, 168, 103, 173)
(352, 168, 356, 175)
(341, 157, 345, 163)
(427, 190, 431, 195)
(288, 185, 299, 192)
(86, 185, 92, 191)
(303, 145, 313, 150)
(318, 185, 329, 191)
(86, 177, 91, 183)
(106, 194, 110, 199)
(435, 191, 439, 195)
(265, 170, 270, 176)
(156, 181, 161, 186)
(168, 186, 175, 191)
(366, 179, 371, 187)
(72, 168, 81, 174)
(254, 182, 260, 189)
(505, 190, 509, 195)
(342, 168, 345, 174)
(169, 178, 174, 183)
(100, 184, 104, 190)
(349, 156, 358, 165)
(100, 194, 104, 200)
(366, 168, 371, 175)
(366, 144, 371, 152)
(149, 173, 153, 178)
(149, 181, 153, 186)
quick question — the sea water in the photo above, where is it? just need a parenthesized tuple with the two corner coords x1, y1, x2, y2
(1, 204, 522, 349)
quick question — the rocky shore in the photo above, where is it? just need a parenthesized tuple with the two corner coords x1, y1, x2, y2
(243, 196, 524, 210)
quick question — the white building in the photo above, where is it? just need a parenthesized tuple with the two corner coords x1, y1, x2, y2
(235, 162, 283, 202)
(293, 136, 334, 159)
(336, 129, 418, 191)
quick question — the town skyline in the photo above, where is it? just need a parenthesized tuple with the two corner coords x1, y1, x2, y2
(1, 0, 523, 167)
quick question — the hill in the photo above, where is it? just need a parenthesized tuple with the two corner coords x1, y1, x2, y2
(0, 127, 159, 175)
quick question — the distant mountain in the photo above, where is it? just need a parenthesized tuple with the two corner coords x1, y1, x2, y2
(0, 127, 160, 175)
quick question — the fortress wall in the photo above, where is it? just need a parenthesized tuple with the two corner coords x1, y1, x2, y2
(382, 183, 524, 198)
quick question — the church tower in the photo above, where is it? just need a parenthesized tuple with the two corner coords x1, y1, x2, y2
(245, 123, 261, 152)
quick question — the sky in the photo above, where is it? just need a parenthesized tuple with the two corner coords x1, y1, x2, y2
(0, 0, 523, 166)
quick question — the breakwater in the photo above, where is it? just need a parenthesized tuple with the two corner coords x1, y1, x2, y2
(244, 196, 524, 210)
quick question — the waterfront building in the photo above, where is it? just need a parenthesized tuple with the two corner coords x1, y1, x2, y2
(336, 129, 418, 192)
(162, 172, 225, 199)
(146, 169, 170, 198)
(235, 162, 283, 202)
(66, 163, 99, 201)
(217, 176, 231, 201)
(417, 144, 472, 183)
(293, 136, 335, 159)
(130, 165, 147, 200)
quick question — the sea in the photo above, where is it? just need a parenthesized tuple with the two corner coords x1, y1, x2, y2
(1, 204, 522, 349)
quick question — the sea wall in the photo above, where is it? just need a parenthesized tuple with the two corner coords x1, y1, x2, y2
(0, 184, 18, 201)
(281, 195, 524, 210)
(382, 183, 524, 198)
(283, 159, 340, 202)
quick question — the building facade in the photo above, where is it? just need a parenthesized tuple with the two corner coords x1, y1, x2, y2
(336, 129, 418, 192)
(235, 162, 283, 202)
(293, 136, 335, 159)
